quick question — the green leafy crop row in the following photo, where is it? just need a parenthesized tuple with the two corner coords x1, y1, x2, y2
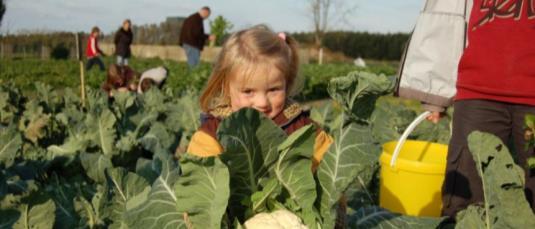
(0, 70, 452, 229)
(0, 58, 396, 101)
(0, 58, 212, 95)
(2, 69, 530, 228)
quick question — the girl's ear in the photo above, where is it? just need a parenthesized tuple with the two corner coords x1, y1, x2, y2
(222, 82, 231, 103)
(223, 94, 231, 106)
(213, 94, 231, 108)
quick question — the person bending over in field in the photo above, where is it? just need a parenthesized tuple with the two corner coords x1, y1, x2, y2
(185, 25, 332, 170)
(85, 26, 106, 71)
(137, 66, 168, 94)
(101, 64, 138, 97)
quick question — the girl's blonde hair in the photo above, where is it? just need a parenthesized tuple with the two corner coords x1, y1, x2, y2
(199, 25, 300, 112)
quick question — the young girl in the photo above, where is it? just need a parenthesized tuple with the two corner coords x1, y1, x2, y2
(186, 25, 332, 169)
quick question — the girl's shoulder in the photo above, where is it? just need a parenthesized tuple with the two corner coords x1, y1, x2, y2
(198, 113, 221, 139)
(273, 102, 309, 131)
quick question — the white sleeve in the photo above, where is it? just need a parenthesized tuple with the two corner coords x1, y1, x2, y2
(137, 75, 146, 94)
(91, 38, 97, 54)
(140, 67, 167, 85)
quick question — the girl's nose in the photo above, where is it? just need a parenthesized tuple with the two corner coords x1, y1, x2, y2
(254, 94, 270, 111)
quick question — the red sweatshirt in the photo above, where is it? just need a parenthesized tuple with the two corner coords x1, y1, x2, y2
(456, 0, 535, 106)
(86, 34, 100, 58)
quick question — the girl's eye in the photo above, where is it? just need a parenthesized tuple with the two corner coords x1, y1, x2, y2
(242, 89, 253, 95)
(269, 87, 282, 92)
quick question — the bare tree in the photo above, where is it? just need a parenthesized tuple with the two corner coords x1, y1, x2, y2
(309, 0, 330, 48)
(307, 0, 356, 63)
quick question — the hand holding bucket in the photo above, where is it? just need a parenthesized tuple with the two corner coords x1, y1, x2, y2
(390, 111, 432, 167)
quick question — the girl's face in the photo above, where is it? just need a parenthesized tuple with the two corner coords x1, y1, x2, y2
(228, 66, 287, 119)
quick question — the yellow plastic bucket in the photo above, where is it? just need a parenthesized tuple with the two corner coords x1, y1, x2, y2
(379, 111, 448, 217)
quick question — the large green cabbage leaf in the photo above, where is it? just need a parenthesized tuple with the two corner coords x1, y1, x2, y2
(328, 71, 394, 123)
(348, 206, 443, 229)
(125, 155, 184, 228)
(217, 108, 286, 221)
(456, 131, 535, 228)
(318, 122, 380, 228)
(0, 124, 22, 167)
(275, 125, 319, 227)
(12, 199, 56, 229)
(174, 154, 230, 228)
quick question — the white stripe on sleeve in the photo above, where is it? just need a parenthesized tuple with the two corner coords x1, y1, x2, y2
(91, 37, 97, 54)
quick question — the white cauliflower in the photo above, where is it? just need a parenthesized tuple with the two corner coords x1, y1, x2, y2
(244, 209, 308, 229)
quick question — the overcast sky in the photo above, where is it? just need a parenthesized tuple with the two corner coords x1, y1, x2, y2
(1, 0, 423, 35)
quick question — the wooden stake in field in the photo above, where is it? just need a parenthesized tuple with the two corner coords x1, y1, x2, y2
(319, 47, 324, 65)
(75, 33, 86, 107)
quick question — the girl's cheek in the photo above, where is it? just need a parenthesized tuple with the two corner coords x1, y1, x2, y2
(230, 95, 247, 111)
(238, 95, 253, 108)
(272, 91, 286, 105)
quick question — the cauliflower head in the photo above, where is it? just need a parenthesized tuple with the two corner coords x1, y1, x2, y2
(244, 210, 308, 229)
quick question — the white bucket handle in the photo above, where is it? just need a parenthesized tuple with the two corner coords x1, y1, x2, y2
(389, 111, 432, 167)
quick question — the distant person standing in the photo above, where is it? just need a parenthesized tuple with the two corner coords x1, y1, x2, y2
(85, 26, 105, 71)
(114, 19, 133, 66)
(179, 6, 215, 67)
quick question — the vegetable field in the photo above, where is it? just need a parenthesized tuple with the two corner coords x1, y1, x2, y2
(0, 58, 396, 100)
(1, 62, 534, 228)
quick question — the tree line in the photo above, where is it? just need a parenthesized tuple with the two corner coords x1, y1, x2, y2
(1, 28, 410, 61)
(292, 31, 410, 61)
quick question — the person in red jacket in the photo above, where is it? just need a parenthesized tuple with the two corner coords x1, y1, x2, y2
(409, 0, 535, 218)
(85, 26, 105, 71)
